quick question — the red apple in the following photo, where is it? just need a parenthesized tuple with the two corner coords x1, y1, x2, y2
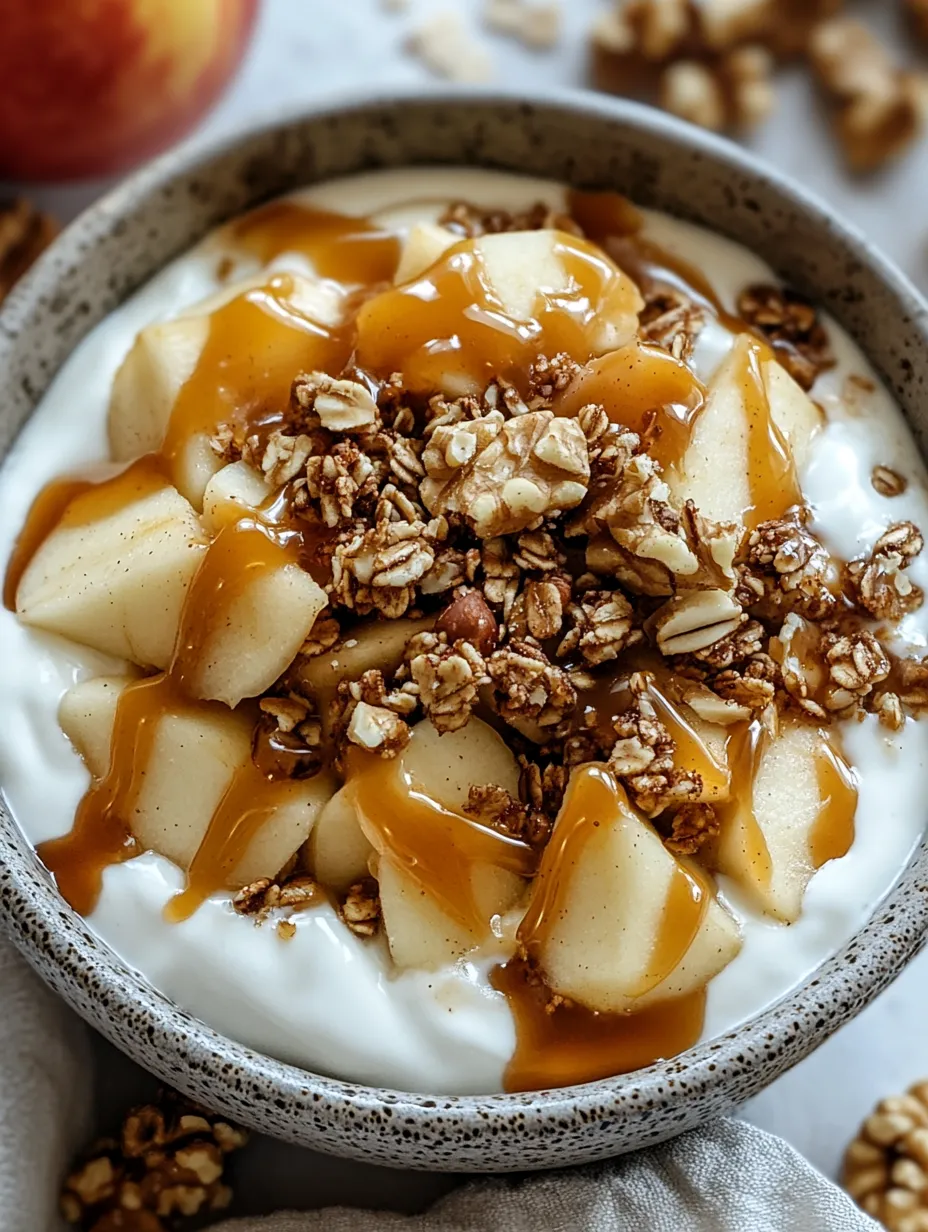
(0, 0, 259, 181)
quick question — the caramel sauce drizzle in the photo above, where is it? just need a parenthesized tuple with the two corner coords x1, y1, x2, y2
(345, 747, 536, 932)
(717, 719, 774, 888)
(497, 765, 711, 1092)
(735, 339, 803, 529)
(227, 201, 400, 285)
(809, 739, 859, 869)
(354, 231, 641, 392)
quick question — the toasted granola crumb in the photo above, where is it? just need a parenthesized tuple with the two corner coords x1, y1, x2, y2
(661, 802, 720, 855)
(340, 878, 382, 937)
(436, 589, 499, 655)
(639, 288, 706, 360)
(405, 631, 489, 734)
(872, 466, 908, 499)
(737, 283, 835, 391)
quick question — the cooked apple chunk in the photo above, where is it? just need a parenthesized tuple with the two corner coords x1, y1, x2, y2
(16, 482, 207, 669)
(183, 552, 328, 709)
(309, 785, 374, 892)
(670, 334, 820, 526)
(59, 675, 334, 887)
(475, 230, 643, 352)
(528, 767, 742, 1014)
(714, 719, 857, 924)
(201, 461, 271, 534)
(393, 222, 456, 285)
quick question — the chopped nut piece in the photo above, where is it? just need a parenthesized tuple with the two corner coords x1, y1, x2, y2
(346, 699, 411, 756)
(407, 11, 494, 81)
(421, 411, 589, 538)
(0, 198, 58, 302)
(737, 283, 835, 391)
(484, 0, 562, 49)
(257, 429, 313, 488)
(61, 1090, 247, 1230)
(436, 589, 499, 655)
(405, 631, 489, 734)
(843, 1081, 928, 1230)
(660, 48, 775, 133)
(651, 589, 744, 656)
(340, 878, 382, 937)
(513, 529, 567, 574)
(872, 466, 908, 499)
(809, 19, 926, 173)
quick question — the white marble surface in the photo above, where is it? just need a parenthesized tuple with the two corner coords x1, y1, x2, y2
(7, 0, 928, 1210)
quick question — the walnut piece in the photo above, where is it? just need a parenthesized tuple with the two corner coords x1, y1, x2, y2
(407, 11, 494, 82)
(843, 1080, 928, 1231)
(737, 283, 835, 391)
(809, 19, 926, 173)
(484, 0, 562, 49)
(660, 47, 776, 134)
(421, 410, 590, 538)
(61, 1089, 247, 1230)
(347, 699, 411, 756)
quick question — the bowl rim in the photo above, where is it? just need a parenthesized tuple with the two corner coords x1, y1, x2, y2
(2, 85, 928, 1169)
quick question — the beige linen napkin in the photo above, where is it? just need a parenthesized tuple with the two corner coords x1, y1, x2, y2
(0, 937, 879, 1232)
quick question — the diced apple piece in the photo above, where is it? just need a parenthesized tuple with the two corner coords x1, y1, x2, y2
(58, 675, 133, 779)
(109, 274, 347, 508)
(17, 484, 207, 669)
(670, 334, 816, 525)
(309, 785, 374, 891)
(59, 676, 334, 884)
(362, 719, 526, 968)
(187, 564, 328, 708)
(402, 715, 521, 803)
(377, 854, 523, 970)
(532, 769, 741, 1013)
(714, 719, 856, 924)
(297, 616, 434, 733)
(475, 230, 642, 354)
(230, 770, 337, 887)
(394, 223, 457, 285)
(201, 461, 271, 534)
(109, 316, 209, 463)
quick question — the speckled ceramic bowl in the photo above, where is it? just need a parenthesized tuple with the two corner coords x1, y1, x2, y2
(1, 91, 927, 1173)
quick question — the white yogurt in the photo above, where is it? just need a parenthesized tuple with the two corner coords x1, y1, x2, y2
(1, 168, 925, 1093)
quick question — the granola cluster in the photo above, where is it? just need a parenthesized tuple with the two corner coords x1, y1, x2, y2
(210, 200, 926, 906)
(60, 1090, 247, 1232)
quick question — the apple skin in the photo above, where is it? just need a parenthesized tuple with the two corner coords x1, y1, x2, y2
(0, 0, 259, 181)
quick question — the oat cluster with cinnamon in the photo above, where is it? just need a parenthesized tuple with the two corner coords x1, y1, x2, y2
(230, 205, 926, 864)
